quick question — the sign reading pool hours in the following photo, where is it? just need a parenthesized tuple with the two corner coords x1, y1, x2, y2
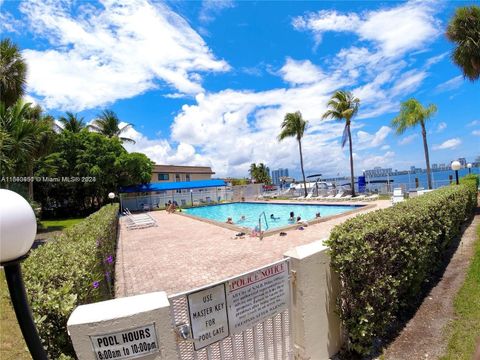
(226, 260, 289, 334)
(187, 283, 229, 350)
(90, 324, 158, 360)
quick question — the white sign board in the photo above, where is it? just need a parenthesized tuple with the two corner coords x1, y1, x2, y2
(90, 324, 158, 360)
(226, 260, 289, 334)
(187, 283, 229, 350)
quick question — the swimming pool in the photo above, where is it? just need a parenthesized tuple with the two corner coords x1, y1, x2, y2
(183, 202, 361, 230)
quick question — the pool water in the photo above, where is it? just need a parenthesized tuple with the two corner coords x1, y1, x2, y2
(183, 202, 361, 230)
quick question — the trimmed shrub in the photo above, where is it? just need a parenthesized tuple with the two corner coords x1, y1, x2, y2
(326, 178, 478, 355)
(23, 204, 119, 359)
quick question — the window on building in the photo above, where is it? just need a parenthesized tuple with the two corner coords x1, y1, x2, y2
(157, 173, 169, 181)
(175, 174, 181, 182)
(186, 174, 190, 181)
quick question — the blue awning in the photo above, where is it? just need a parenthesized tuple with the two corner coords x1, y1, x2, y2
(119, 179, 226, 193)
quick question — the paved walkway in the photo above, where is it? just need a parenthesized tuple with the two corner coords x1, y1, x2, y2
(115, 200, 390, 297)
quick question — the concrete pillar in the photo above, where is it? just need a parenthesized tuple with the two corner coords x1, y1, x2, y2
(284, 240, 343, 360)
(67, 292, 177, 360)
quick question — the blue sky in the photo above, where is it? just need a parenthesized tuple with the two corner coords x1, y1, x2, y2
(1, 0, 479, 178)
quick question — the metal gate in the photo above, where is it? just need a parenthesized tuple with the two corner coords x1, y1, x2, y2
(169, 259, 293, 360)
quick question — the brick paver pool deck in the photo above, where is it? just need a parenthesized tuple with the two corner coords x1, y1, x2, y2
(115, 200, 391, 297)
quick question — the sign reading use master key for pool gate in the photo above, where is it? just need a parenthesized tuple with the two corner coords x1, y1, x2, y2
(185, 259, 290, 350)
(187, 283, 229, 350)
(90, 324, 158, 360)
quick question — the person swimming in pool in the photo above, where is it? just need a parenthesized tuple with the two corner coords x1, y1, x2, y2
(288, 211, 295, 222)
(226, 217, 234, 224)
(238, 215, 246, 222)
(270, 214, 280, 221)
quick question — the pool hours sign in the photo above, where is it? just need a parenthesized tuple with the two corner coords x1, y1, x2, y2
(187, 283, 229, 350)
(90, 324, 158, 359)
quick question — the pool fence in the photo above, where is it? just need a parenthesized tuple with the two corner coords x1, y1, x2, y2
(67, 239, 342, 359)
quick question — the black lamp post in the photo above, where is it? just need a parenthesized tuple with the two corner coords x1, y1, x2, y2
(451, 160, 461, 185)
(0, 190, 48, 360)
(190, 189, 193, 206)
(467, 163, 472, 174)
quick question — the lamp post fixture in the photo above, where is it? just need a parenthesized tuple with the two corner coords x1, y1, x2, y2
(467, 163, 472, 174)
(0, 190, 48, 360)
(108, 192, 115, 204)
(190, 189, 193, 206)
(451, 160, 461, 185)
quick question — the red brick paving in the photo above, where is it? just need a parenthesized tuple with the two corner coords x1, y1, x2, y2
(115, 200, 391, 297)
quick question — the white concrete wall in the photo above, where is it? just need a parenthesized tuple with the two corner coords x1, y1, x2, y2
(67, 243, 343, 360)
(284, 240, 343, 360)
(67, 292, 177, 360)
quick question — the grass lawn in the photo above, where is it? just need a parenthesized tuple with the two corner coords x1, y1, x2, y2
(441, 223, 480, 359)
(39, 217, 85, 232)
(0, 271, 31, 360)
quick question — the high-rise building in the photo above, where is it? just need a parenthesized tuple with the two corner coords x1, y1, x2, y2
(458, 158, 467, 167)
(432, 163, 438, 170)
(271, 168, 289, 185)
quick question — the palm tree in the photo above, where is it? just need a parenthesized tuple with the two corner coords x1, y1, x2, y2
(0, 38, 27, 108)
(391, 99, 437, 189)
(322, 90, 360, 197)
(278, 111, 308, 197)
(89, 110, 135, 143)
(58, 112, 86, 133)
(249, 163, 258, 182)
(0, 100, 54, 197)
(446, 5, 480, 81)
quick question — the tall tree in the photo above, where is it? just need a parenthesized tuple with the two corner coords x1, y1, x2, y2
(89, 110, 135, 143)
(58, 112, 86, 133)
(249, 163, 271, 184)
(278, 111, 308, 197)
(0, 38, 27, 107)
(446, 5, 480, 81)
(391, 99, 437, 189)
(322, 90, 360, 197)
(0, 100, 55, 197)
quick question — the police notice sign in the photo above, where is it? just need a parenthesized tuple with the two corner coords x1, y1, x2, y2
(226, 260, 289, 334)
(187, 283, 229, 350)
(90, 324, 158, 360)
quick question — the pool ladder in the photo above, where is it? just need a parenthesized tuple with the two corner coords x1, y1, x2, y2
(258, 211, 269, 240)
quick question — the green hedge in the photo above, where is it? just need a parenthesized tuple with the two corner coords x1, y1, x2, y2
(326, 176, 478, 355)
(23, 204, 119, 359)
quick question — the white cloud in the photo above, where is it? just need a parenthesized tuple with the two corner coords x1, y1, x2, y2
(425, 52, 448, 67)
(121, 125, 212, 166)
(279, 58, 325, 85)
(0, 8, 22, 33)
(398, 134, 419, 145)
(381, 144, 390, 150)
(20, 0, 229, 110)
(359, 151, 396, 169)
(433, 138, 462, 150)
(466, 120, 479, 127)
(356, 126, 391, 149)
(472, 130, 480, 136)
(436, 121, 447, 132)
(435, 75, 463, 93)
(199, 0, 235, 24)
(293, 1, 441, 57)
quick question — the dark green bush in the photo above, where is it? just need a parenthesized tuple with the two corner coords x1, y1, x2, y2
(23, 204, 119, 359)
(326, 178, 477, 355)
